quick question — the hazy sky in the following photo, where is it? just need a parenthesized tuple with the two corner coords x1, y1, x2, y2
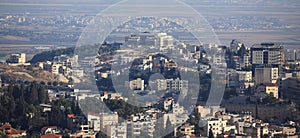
(0, 0, 299, 48)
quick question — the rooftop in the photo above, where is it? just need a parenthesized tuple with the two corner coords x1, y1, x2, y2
(252, 43, 283, 49)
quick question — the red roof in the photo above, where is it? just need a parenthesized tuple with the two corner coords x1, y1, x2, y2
(0, 123, 26, 136)
(0, 123, 11, 130)
(101, 91, 108, 95)
(41, 134, 62, 138)
(67, 114, 76, 119)
(6, 128, 26, 135)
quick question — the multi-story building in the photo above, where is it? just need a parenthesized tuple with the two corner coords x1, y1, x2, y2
(155, 78, 188, 92)
(224, 104, 295, 122)
(51, 62, 61, 75)
(251, 43, 284, 67)
(6, 53, 27, 64)
(256, 83, 279, 99)
(162, 103, 189, 128)
(255, 67, 279, 84)
(196, 105, 225, 118)
(100, 113, 119, 130)
(285, 49, 297, 61)
(106, 123, 127, 138)
(86, 112, 118, 131)
(206, 118, 227, 137)
(127, 120, 155, 137)
(129, 78, 145, 91)
(237, 71, 253, 82)
(125, 32, 157, 47)
(163, 97, 174, 111)
(242, 54, 251, 68)
(227, 69, 239, 87)
(157, 33, 174, 51)
(283, 78, 300, 106)
(177, 123, 195, 136)
(87, 113, 101, 131)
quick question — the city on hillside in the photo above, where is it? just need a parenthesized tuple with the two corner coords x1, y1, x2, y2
(1, 1, 300, 138)
(0, 30, 300, 137)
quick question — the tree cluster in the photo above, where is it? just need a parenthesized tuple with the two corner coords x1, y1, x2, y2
(0, 82, 82, 137)
(0, 82, 49, 130)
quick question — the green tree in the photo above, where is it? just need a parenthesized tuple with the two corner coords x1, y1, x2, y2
(28, 84, 39, 105)
(53, 81, 58, 87)
(12, 85, 21, 100)
(38, 85, 49, 104)
(7, 83, 14, 99)
(96, 131, 107, 138)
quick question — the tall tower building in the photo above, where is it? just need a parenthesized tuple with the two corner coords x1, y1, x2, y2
(251, 43, 284, 68)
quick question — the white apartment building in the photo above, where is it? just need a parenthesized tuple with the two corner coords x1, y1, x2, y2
(206, 118, 227, 137)
(237, 71, 253, 82)
(251, 43, 284, 66)
(129, 78, 145, 91)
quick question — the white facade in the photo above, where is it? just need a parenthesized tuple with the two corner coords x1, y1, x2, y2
(106, 123, 127, 138)
(129, 78, 145, 91)
(237, 71, 252, 82)
(251, 43, 284, 65)
(206, 118, 227, 137)
(157, 33, 174, 51)
(87, 113, 101, 131)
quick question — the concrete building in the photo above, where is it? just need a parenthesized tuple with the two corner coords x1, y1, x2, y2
(255, 67, 279, 84)
(280, 127, 297, 136)
(283, 78, 300, 106)
(237, 71, 253, 82)
(178, 123, 195, 136)
(206, 118, 227, 137)
(243, 126, 261, 138)
(242, 54, 251, 68)
(157, 33, 174, 51)
(87, 113, 101, 131)
(106, 123, 127, 138)
(125, 32, 156, 47)
(196, 105, 225, 118)
(51, 62, 61, 75)
(155, 78, 188, 92)
(6, 53, 29, 65)
(163, 113, 188, 129)
(285, 49, 297, 61)
(129, 78, 145, 91)
(163, 97, 174, 111)
(100, 113, 119, 130)
(224, 104, 294, 122)
(251, 43, 284, 67)
(127, 120, 155, 137)
(256, 83, 279, 99)
(86, 112, 118, 131)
